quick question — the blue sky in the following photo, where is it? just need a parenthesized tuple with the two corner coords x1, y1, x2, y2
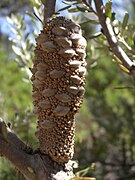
(0, 0, 132, 36)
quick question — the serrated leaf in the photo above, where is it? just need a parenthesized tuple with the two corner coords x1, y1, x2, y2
(57, 5, 71, 12)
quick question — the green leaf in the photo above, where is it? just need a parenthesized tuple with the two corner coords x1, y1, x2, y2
(77, 4, 89, 12)
(89, 32, 102, 39)
(104, 0, 112, 18)
(1, 123, 9, 142)
(68, 7, 79, 13)
(57, 5, 71, 12)
(122, 12, 129, 30)
(26, 11, 37, 21)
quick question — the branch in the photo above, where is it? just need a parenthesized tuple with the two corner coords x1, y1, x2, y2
(0, 118, 25, 150)
(93, 0, 135, 79)
(0, 118, 74, 179)
(43, 0, 56, 22)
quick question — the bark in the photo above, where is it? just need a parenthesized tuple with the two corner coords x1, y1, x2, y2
(0, 118, 74, 180)
(94, 0, 135, 82)
(43, 0, 56, 22)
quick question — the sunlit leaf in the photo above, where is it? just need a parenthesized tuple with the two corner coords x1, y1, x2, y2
(104, 0, 112, 18)
(12, 45, 22, 56)
(33, 6, 41, 21)
(6, 17, 14, 25)
(119, 64, 130, 73)
(62, 0, 78, 5)
(68, 7, 79, 13)
(89, 32, 102, 39)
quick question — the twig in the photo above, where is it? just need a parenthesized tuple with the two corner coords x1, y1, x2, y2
(93, 0, 135, 80)
(43, 0, 56, 23)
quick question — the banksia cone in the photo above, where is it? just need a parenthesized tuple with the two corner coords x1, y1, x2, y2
(31, 16, 87, 164)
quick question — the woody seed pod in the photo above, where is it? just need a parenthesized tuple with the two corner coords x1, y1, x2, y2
(32, 16, 87, 164)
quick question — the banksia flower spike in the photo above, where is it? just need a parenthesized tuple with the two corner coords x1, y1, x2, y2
(31, 16, 87, 164)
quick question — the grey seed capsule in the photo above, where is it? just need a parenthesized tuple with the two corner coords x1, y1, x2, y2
(53, 105, 70, 116)
(30, 75, 35, 81)
(58, 48, 76, 58)
(38, 100, 51, 109)
(70, 23, 81, 34)
(32, 91, 40, 100)
(37, 63, 48, 71)
(70, 75, 82, 85)
(36, 34, 48, 45)
(70, 33, 81, 41)
(69, 60, 81, 68)
(55, 93, 71, 103)
(31, 67, 37, 74)
(78, 86, 85, 96)
(74, 37, 87, 47)
(54, 37, 72, 48)
(50, 69, 65, 78)
(40, 120, 56, 129)
(35, 71, 47, 80)
(76, 48, 86, 58)
(52, 26, 68, 36)
(42, 88, 56, 97)
(79, 66, 87, 76)
(33, 107, 40, 114)
(41, 41, 56, 52)
(67, 86, 79, 95)
(33, 79, 43, 88)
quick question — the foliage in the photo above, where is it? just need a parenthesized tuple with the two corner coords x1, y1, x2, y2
(0, 47, 37, 179)
(0, 0, 135, 179)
